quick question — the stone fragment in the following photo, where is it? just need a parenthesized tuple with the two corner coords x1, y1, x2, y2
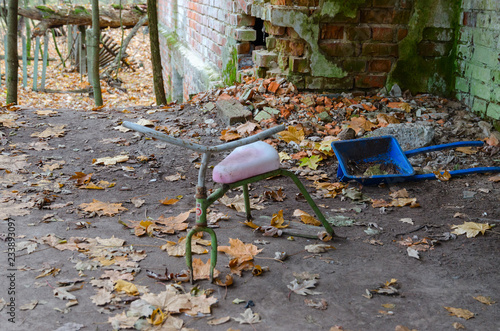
(216, 99, 252, 125)
(367, 123, 435, 150)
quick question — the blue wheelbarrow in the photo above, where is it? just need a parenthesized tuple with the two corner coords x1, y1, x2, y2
(331, 136, 500, 185)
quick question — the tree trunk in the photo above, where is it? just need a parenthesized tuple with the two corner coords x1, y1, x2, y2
(8, 3, 147, 37)
(147, 0, 166, 105)
(90, 0, 102, 106)
(6, 0, 18, 104)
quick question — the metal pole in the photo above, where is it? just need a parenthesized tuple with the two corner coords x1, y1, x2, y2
(32, 36, 40, 91)
(40, 33, 49, 90)
(22, 36, 27, 88)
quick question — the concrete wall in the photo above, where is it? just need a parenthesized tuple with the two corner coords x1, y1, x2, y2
(455, 0, 500, 120)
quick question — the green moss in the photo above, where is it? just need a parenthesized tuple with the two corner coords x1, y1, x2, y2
(320, 0, 368, 18)
(387, 0, 462, 96)
(222, 46, 238, 85)
(112, 4, 125, 10)
(73, 6, 90, 15)
(36, 5, 56, 14)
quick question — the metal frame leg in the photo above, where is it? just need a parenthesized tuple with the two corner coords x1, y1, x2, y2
(243, 183, 252, 221)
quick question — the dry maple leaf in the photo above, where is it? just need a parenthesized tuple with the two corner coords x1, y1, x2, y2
(236, 122, 259, 136)
(192, 258, 221, 280)
(31, 125, 66, 138)
(433, 170, 451, 181)
(347, 116, 377, 134)
(263, 188, 286, 201)
(219, 194, 264, 212)
(79, 199, 128, 216)
(278, 126, 305, 144)
(304, 244, 335, 253)
(159, 197, 179, 205)
(270, 210, 289, 228)
(444, 306, 475, 320)
(155, 211, 190, 233)
(451, 221, 492, 238)
(0, 155, 29, 172)
(304, 298, 328, 310)
(93, 155, 129, 166)
(233, 308, 261, 324)
(299, 155, 322, 170)
(287, 279, 322, 296)
(218, 238, 262, 265)
(161, 236, 210, 256)
(70, 172, 93, 186)
(294, 209, 321, 226)
(473, 295, 496, 305)
(90, 288, 114, 306)
(114, 280, 139, 296)
(108, 312, 139, 329)
(220, 129, 242, 142)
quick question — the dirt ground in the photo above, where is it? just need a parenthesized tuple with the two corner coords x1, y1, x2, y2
(0, 99, 499, 331)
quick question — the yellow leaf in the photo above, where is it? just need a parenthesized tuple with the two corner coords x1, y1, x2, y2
(218, 238, 262, 265)
(114, 280, 139, 296)
(270, 210, 289, 228)
(70, 172, 93, 186)
(94, 155, 129, 166)
(473, 295, 496, 305)
(278, 126, 305, 144)
(159, 197, 179, 205)
(192, 258, 220, 280)
(78, 199, 127, 216)
(444, 306, 475, 320)
(299, 155, 322, 170)
(451, 221, 492, 238)
(455, 147, 477, 154)
(293, 209, 321, 226)
(243, 220, 260, 229)
(433, 170, 451, 181)
(79, 182, 105, 190)
(148, 308, 165, 325)
(279, 151, 291, 162)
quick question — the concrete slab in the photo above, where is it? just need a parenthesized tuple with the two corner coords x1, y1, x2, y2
(216, 99, 252, 125)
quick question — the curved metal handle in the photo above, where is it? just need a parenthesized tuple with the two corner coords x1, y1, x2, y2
(122, 121, 285, 153)
(404, 141, 484, 158)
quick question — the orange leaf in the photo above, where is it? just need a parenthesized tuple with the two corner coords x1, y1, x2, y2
(220, 129, 242, 142)
(347, 117, 377, 134)
(159, 197, 179, 205)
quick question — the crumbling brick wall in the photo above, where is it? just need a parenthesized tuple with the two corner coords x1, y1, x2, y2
(157, 0, 498, 122)
(455, 1, 500, 120)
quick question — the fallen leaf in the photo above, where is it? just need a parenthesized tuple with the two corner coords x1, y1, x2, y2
(287, 279, 322, 296)
(236, 122, 258, 136)
(0, 155, 29, 172)
(452, 322, 465, 329)
(207, 316, 231, 325)
(159, 197, 179, 205)
(433, 170, 451, 181)
(218, 238, 262, 265)
(294, 209, 321, 226)
(279, 151, 291, 161)
(79, 199, 127, 216)
(161, 236, 210, 256)
(399, 218, 414, 224)
(451, 221, 492, 238)
(54, 287, 77, 300)
(304, 298, 328, 310)
(219, 194, 264, 212)
(444, 306, 475, 320)
(90, 288, 114, 306)
(192, 258, 220, 280)
(270, 210, 289, 228)
(304, 244, 335, 253)
(233, 308, 261, 324)
(31, 125, 66, 138)
(155, 211, 190, 234)
(164, 173, 185, 181)
(263, 188, 286, 201)
(35, 109, 58, 116)
(220, 129, 241, 141)
(93, 155, 129, 166)
(488, 174, 500, 182)
(148, 308, 166, 325)
(455, 146, 478, 154)
(299, 155, 322, 170)
(131, 197, 145, 208)
(347, 116, 377, 134)
(473, 295, 496, 305)
(114, 280, 139, 296)
(20, 300, 38, 310)
(70, 172, 93, 186)
(407, 247, 420, 259)
(79, 182, 105, 190)
(278, 126, 305, 144)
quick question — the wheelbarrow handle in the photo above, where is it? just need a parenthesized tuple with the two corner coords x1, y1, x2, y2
(404, 141, 484, 158)
(410, 167, 500, 181)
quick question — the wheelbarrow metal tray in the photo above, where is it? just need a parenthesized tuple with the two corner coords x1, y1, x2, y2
(332, 136, 415, 185)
